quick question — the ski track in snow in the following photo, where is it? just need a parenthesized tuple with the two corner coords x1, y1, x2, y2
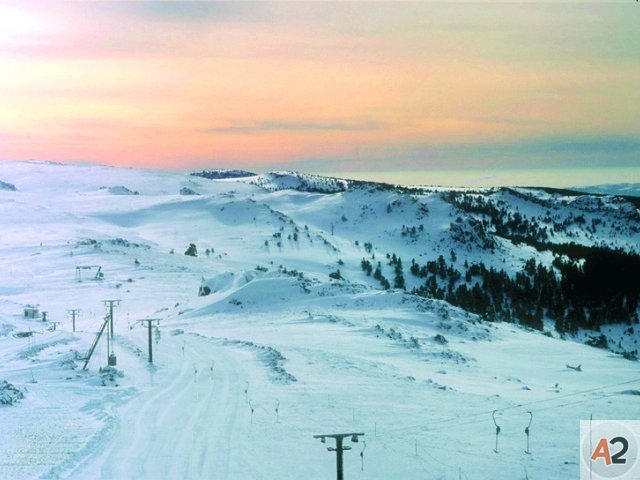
(69, 334, 243, 480)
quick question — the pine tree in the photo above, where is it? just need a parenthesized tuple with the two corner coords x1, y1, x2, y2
(373, 262, 382, 281)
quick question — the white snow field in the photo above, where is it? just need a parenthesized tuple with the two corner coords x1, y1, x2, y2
(0, 161, 638, 480)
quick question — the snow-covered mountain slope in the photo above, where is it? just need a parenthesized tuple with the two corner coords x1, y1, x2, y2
(0, 161, 638, 480)
(251, 171, 348, 193)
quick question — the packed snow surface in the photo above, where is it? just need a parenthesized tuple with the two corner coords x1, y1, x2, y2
(0, 161, 638, 480)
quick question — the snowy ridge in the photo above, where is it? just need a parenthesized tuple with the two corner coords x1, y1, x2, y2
(250, 171, 349, 193)
(190, 169, 256, 180)
(101, 185, 139, 195)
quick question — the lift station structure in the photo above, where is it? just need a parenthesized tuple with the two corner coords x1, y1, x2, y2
(75, 265, 104, 282)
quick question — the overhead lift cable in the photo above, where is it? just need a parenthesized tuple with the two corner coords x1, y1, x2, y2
(383, 376, 640, 435)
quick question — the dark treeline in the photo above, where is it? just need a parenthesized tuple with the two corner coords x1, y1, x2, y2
(442, 190, 640, 247)
(363, 247, 640, 333)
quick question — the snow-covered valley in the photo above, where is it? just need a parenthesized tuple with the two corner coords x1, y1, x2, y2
(0, 161, 638, 480)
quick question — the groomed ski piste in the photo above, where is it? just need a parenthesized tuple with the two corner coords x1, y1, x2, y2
(0, 161, 638, 480)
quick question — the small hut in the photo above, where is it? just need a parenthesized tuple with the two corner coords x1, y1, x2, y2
(24, 305, 39, 319)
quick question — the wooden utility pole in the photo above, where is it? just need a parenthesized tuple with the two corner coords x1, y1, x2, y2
(102, 300, 120, 339)
(314, 432, 365, 480)
(67, 309, 80, 332)
(140, 319, 160, 363)
(106, 322, 111, 362)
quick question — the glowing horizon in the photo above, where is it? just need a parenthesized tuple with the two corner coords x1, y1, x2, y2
(1, 2, 639, 179)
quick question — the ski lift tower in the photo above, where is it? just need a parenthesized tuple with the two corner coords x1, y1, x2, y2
(102, 300, 120, 339)
(314, 433, 365, 480)
(139, 319, 161, 364)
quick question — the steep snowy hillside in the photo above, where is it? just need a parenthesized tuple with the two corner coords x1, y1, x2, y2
(0, 162, 638, 480)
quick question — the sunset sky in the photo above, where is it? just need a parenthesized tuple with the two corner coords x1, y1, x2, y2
(1, 1, 638, 184)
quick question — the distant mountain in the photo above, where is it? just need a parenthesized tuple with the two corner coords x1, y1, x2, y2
(575, 183, 640, 198)
(190, 169, 256, 180)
